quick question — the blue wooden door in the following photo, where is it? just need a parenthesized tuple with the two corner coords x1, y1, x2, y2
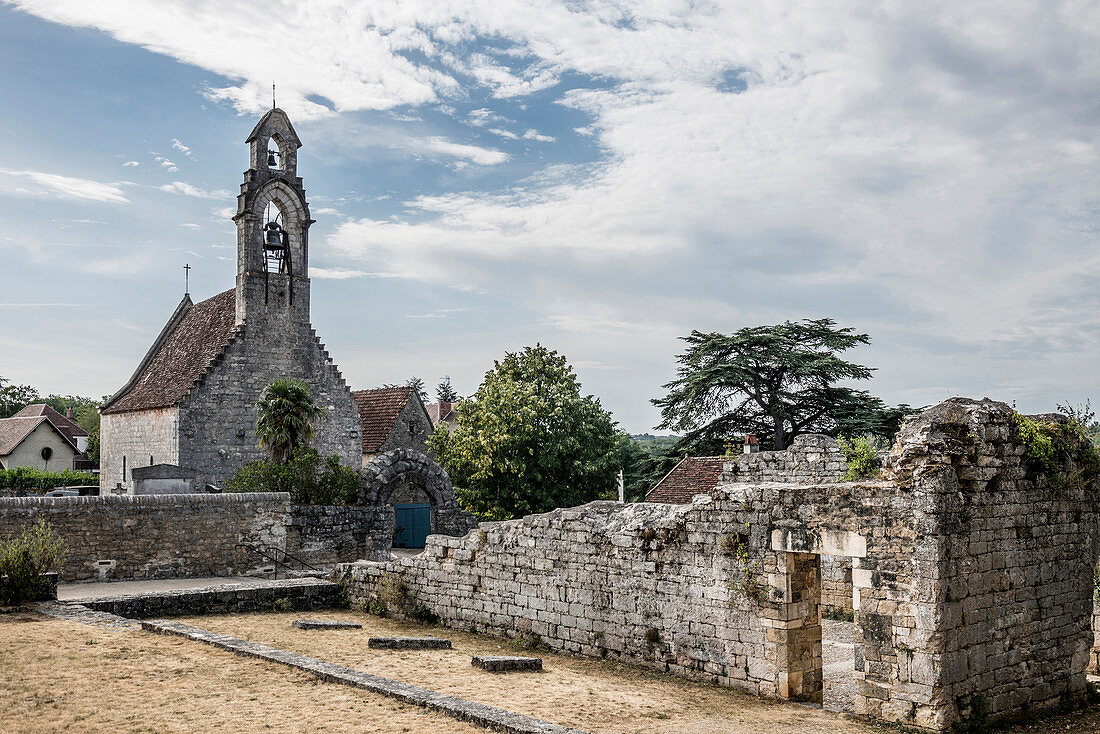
(394, 503, 431, 548)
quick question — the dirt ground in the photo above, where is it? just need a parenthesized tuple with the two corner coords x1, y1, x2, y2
(174, 608, 891, 734)
(0, 611, 482, 734)
(6, 607, 1100, 734)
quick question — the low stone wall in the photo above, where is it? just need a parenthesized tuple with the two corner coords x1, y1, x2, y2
(287, 505, 389, 567)
(720, 433, 845, 484)
(0, 493, 290, 581)
(71, 578, 340, 618)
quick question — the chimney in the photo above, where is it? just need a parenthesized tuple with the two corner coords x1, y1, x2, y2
(66, 407, 74, 420)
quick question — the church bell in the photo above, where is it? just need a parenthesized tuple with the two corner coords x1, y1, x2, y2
(268, 150, 278, 167)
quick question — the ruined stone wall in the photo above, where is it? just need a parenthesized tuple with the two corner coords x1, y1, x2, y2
(338, 398, 1100, 732)
(99, 408, 180, 492)
(881, 399, 1098, 727)
(720, 433, 846, 484)
(0, 493, 290, 582)
(339, 476, 919, 711)
(177, 321, 361, 489)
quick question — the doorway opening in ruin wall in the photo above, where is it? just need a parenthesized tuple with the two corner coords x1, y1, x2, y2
(778, 548, 863, 714)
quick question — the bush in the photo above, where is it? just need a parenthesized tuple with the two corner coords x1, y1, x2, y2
(838, 435, 881, 481)
(1014, 411, 1100, 491)
(224, 447, 358, 504)
(0, 518, 65, 605)
(0, 467, 98, 492)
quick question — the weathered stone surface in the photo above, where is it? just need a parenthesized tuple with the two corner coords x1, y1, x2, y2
(142, 619, 588, 734)
(367, 636, 452, 649)
(293, 619, 362, 630)
(472, 656, 543, 672)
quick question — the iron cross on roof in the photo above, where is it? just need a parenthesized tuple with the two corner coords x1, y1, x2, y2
(184, 263, 191, 296)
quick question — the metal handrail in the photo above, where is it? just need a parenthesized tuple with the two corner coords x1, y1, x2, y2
(237, 543, 321, 580)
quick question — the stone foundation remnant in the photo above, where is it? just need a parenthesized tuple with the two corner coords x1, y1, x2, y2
(337, 398, 1100, 731)
(293, 619, 363, 630)
(472, 656, 543, 672)
(368, 636, 452, 650)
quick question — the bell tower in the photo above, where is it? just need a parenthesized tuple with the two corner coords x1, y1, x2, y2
(232, 108, 313, 326)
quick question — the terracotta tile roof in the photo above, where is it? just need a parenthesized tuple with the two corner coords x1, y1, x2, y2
(0, 416, 49, 456)
(102, 289, 238, 415)
(644, 456, 726, 504)
(12, 404, 88, 449)
(352, 387, 415, 453)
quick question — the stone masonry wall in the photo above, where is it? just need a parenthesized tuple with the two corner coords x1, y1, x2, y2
(0, 493, 290, 582)
(177, 321, 362, 489)
(881, 399, 1098, 727)
(100, 408, 180, 492)
(377, 397, 433, 457)
(339, 477, 921, 713)
(720, 433, 846, 485)
(820, 554, 853, 615)
(286, 504, 388, 568)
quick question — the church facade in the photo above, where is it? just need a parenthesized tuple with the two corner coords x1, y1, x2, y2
(100, 109, 362, 491)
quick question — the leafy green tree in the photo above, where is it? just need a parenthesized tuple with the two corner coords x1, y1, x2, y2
(654, 319, 900, 450)
(225, 447, 358, 505)
(255, 378, 326, 464)
(428, 345, 618, 520)
(0, 377, 41, 419)
(436, 375, 460, 403)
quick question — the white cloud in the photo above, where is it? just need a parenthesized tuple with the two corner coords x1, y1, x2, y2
(522, 129, 555, 142)
(0, 167, 131, 204)
(406, 308, 468, 319)
(122, 160, 140, 167)
(420, 137, 507, 165)
(179, 223, 200, 229)
(159, 181, 232, 199)
(171, 138, 195, 159)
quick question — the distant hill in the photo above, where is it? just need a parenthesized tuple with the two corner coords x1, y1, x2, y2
(630, 434, 680, 453)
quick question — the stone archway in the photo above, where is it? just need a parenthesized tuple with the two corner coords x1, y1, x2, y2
(359, 449, 478, 552)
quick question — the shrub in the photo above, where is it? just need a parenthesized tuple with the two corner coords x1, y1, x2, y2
(0, 467, 98, 492)
(0, 518, 65, 605)
(838, 435, 880, 481)
(225, 447, 358, 504)
(1014, 411, 1100, 491)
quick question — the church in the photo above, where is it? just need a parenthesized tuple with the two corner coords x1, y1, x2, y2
(100, 109, 363, 491)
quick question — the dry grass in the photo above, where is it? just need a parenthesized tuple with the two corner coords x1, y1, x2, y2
(7, 607, 1100, 734)
(176, 608, 885, 734)
(0, 611, 482, 734)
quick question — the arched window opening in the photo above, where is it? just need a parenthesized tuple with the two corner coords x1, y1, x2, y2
(266, 136, 283, 170)
(261, 200, 293, 304)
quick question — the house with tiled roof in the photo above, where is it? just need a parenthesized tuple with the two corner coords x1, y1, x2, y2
(352, 386, 433, 464)
(643, 456, 726, 504)
(99, 108, 362, 492)
(0, 404, 90, 471)
(425, 401, 459, 434)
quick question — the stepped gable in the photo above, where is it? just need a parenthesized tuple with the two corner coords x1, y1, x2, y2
(102, 288, 238, 415)
(12, 403, 88, 448)
(644, 456, 725, 504)
(352, 387, 415, 453)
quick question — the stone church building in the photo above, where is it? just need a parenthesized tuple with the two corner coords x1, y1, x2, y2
(100, 109, 362, 491)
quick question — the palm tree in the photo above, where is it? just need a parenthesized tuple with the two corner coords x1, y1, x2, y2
(255, 378, 326, 464)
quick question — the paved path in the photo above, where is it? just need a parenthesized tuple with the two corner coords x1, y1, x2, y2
(58, 576, 278, 601)
(822, 619, 856, 713)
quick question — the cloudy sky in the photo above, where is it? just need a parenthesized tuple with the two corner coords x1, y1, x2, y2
(0, 1, 1097, 433)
